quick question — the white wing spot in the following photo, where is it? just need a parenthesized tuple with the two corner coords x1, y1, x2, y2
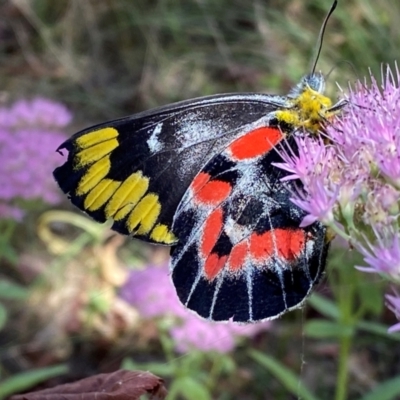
(147, 122, 163, 152)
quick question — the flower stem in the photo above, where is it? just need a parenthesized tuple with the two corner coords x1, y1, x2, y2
(334, 263, 356, 400)
(335, 328, 352, 400)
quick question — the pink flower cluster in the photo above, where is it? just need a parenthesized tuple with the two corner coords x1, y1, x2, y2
(120, 264, 270, 353)
(0, 97, 71, 220)
(275, 65, 400, 332)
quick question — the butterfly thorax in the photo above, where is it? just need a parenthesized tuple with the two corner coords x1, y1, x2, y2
(275, 72, 338, 134)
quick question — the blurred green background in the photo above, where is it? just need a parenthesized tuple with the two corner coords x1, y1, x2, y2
(3, 0, 400, 122)
(1, 0, 400, 399)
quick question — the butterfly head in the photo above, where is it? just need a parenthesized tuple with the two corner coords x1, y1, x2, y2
(288, 72, 326, 98)
(272, 0, 346, 135)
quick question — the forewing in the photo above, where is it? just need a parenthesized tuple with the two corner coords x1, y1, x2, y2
(170, 130, 328, 322)
(53, 93, 281, 244)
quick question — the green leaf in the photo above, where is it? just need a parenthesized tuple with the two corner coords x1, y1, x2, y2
(211, 352, 236, 374)
(304, 320, 354, 339)
(357, 321, 400, 341)
(249, 350, 320, 400)
(359, 376, 400, 400)
(88, 290, 111, 314)
(0, 303, 7, 331)
(0, 364, 68, 399)
(121, 358, 176, 377)
(0, 242, 18, 264)
(355, 278, 384, 316)
(0, 280, 29, 300)
(308, 294, 340, 320)
(121, 357, 136, 370)
(169, 376, 211, 400)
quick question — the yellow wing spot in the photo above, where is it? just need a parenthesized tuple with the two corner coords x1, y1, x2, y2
(114, 203, 134, 221)
(136, 201, 161, 235)
(150, 223, 177, 244)
(126, 193, 161, 235)
(75, 139, 119, 167)
(84, 179, 121, 211)
(76, 157, 111, 195)
(76, 127, 119, 149)
(105, 172, 150, 219)
(276, 86, 334, 134)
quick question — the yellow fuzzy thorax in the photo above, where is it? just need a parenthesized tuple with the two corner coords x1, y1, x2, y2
(275, 86, 334, 134)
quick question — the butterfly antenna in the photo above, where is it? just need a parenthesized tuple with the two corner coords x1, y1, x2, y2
(310, 0, 338, 74)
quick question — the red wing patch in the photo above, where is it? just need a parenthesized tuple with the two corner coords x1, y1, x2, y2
(227, 241, 248, 272)
(249, 228, 306, 262)
(192, 173, 233, 205)
(170, 134, 328, 323)
(201, 208, 224, 258)
(228, 127, 284, 160)
(205, 254, 228, 281)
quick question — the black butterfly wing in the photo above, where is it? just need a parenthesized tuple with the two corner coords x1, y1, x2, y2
(53, 93, 284, 244)
(170, 133, 328, 322)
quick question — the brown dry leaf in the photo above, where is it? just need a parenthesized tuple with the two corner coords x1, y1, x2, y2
(10, 370, 168, 400)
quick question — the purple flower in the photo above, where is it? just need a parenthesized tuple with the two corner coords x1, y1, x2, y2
(274, 136, 343, 229)
(275, 64, 400, 331)
(277, 65, 400, 232)
(0, 98, 71, 220)
(0, 203, 24, 221)
(170, 314, 266, 354)
(4, 97, 72, 129)
(356, 230, 400, 277)
(120, 264, 270, 353)
(291, 176, 338, 227)
(120, 265, 186, 319)
(385, 291, 400, 333)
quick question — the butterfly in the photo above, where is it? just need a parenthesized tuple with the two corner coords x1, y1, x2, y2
(53, 0, 345, 323)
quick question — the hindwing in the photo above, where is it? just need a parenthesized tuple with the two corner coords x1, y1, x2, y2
(170, 130, 328, 322)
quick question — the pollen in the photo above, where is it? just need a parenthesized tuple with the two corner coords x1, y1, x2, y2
(276, 86, 336, 134)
